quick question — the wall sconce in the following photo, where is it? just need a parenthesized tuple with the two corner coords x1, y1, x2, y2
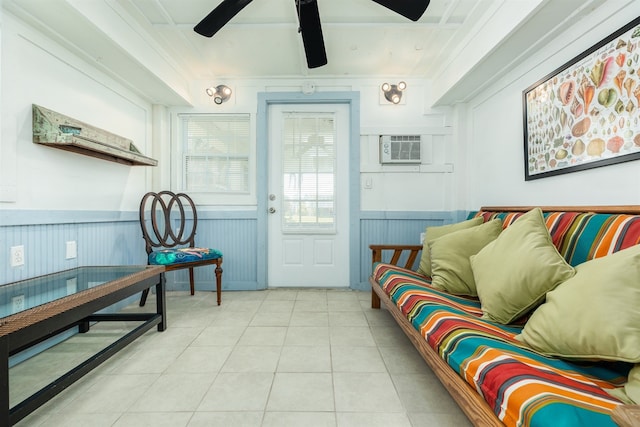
(381, 81, 406, 104)
(206, 84, 232, 104)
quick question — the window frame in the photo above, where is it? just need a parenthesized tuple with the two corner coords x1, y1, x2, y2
(172, 112, 256, 206)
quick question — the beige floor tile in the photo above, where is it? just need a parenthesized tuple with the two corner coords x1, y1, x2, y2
(266, 372, 335, 412)
(329, 326, 376, 346)
(61, 373, 158, 414)
(187, 411, 263, 427)
(289, 311, 329, 326)
(333, 372, 404, 413)
(263, 411, 336, 427)
(165, 345, 233, 374)
(191, 325, 246, 346)
(408, 411, 473, 427)
(197, 372, 274, 411)
(129, 373, 214, 412)
(284, 326, 331, 346)
(277, 345, 331, 372)
(23, 412, 121, 427)
(237, 326, 287, 346)
(250, 311, 292, 326)
(257, 300, 295, 313)
(294, 299, 329, 312)
(378, 344, 429, 374)
(336, 412, 412, 427)
(221, 345, 281, 372)
(113, 411, 193, 427)
(328, 311, 368, 327)
(331, 346, 387, 373)
(391, 373, 463, 414)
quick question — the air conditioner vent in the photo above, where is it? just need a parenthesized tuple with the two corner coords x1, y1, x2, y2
(379, 135, 421, 164)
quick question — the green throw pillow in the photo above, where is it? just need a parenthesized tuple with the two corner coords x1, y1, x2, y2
(470, 208, 575, 324)
(429, 219, 502, 296)
(416, 216, 483, 277)
(515, 243, 640, 362)
(607, 364, 640, 405)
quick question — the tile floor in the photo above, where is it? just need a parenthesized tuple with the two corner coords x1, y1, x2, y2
(13, 289, 471, 427)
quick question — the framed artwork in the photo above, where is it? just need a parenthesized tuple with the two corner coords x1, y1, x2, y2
(523, 16, 640, 180)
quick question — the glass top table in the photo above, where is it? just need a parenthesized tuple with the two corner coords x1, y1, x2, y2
(0, 265, 165, 426)
(0, 266, 154, 318)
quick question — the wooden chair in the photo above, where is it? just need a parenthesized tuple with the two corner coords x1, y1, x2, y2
(138, 191, 223, 306)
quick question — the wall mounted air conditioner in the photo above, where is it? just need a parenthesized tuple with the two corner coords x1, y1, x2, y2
(379, 135, 421, 164)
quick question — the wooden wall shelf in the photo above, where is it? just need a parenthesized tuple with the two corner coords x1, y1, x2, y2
(32, 104, 158, 167)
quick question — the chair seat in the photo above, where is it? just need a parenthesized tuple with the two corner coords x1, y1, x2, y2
(149, 247, 223, 266)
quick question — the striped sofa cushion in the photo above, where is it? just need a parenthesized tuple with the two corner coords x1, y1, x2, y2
(373, 263, 628, 426)
(473, 211, 640, 266)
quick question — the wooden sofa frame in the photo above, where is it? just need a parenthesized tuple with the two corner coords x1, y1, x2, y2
(369, 205, 640, 427)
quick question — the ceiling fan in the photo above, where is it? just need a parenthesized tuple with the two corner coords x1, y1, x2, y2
(194, 0, 430, 69)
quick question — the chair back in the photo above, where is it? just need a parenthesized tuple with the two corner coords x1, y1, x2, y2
(139, 191, 198, 255)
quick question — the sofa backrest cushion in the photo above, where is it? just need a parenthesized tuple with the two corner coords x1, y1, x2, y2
(471, 210, 640, 266)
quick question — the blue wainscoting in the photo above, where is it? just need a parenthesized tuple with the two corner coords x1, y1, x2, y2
(355, 210, 469, 290)
(2, 209, 469, 293)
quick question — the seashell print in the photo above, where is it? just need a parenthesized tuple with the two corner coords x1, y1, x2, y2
(587, 138, 606, 156)
(629, 42, 637, 53)
(617, 39, 627, 50)
(634, 84, 640, 106)
(625, 129, 634, 139)
(608, 112, 616, 123)
(607, 136, 624, 153)
(570, 98, 583, 117)
(616, 53, 626, 67)
(597, 88, 617, 107)
(555, 149, 568, 160)
(634, 134, 640, 147)
(558, 81, 576, 105)
(560, 110, 568, 128)
(590, 57, 614, 87)
(572, 139, 585, 155)
(626, 100, 635, 113)
(572, 117, 591, 137)
(620, 117, 625, 128)
(615, 99, 625, 114)
(624, 78, 636, 97)
(614, 70, 626, 93)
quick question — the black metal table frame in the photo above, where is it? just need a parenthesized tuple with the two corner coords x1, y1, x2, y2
(0, 268, 166, 426)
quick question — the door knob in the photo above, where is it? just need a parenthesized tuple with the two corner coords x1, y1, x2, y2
(269, 207, 276, 214)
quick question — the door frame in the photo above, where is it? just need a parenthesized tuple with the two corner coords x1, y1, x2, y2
(256, 91, 361, 290)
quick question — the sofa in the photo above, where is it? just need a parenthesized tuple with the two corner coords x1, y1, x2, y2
(369, 206, 640, 427)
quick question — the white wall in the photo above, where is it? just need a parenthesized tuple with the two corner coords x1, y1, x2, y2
(0, 11, 154, 212)
(168, 77, 456, 213)
(464, 1, 640, 209)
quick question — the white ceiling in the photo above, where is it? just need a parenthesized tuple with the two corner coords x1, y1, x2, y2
(2, 0, 610, 106)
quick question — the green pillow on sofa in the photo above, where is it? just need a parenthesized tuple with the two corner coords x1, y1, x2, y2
(470, 208, 575, 324)
(416, 216, 483, 277)
(516, 243, 640, 362)
(607, 364, 640, 405)
(429, 219, 502, 296)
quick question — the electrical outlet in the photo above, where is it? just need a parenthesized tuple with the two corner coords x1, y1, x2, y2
(12, 295, 25, 313)
(10, 245, 25, 267)
(66, 241, 77, 259)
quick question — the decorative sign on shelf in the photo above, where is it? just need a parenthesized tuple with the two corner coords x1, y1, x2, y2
(32, 104, 158, 166)
(523, 17, 640, 180)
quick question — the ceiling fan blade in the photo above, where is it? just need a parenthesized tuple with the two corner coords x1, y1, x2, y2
(296, 0, 327, 68)
(194, 0, 253, 38)
(370, 0, 430, 21)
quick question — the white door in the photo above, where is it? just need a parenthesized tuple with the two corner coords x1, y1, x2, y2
(267, 104, 350, 288)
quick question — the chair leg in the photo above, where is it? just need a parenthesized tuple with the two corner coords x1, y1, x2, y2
(139, 288, 150, 307)
(189, 267, 195, 295)
(215, 259, 223, 306)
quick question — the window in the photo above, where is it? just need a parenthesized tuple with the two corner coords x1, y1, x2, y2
(179, 114, 250, 196)
(281, 113, 337, 234)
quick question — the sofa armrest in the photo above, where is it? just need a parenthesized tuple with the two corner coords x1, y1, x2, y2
(370, 244, 423, 269)
(369, 244, 422, 309)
